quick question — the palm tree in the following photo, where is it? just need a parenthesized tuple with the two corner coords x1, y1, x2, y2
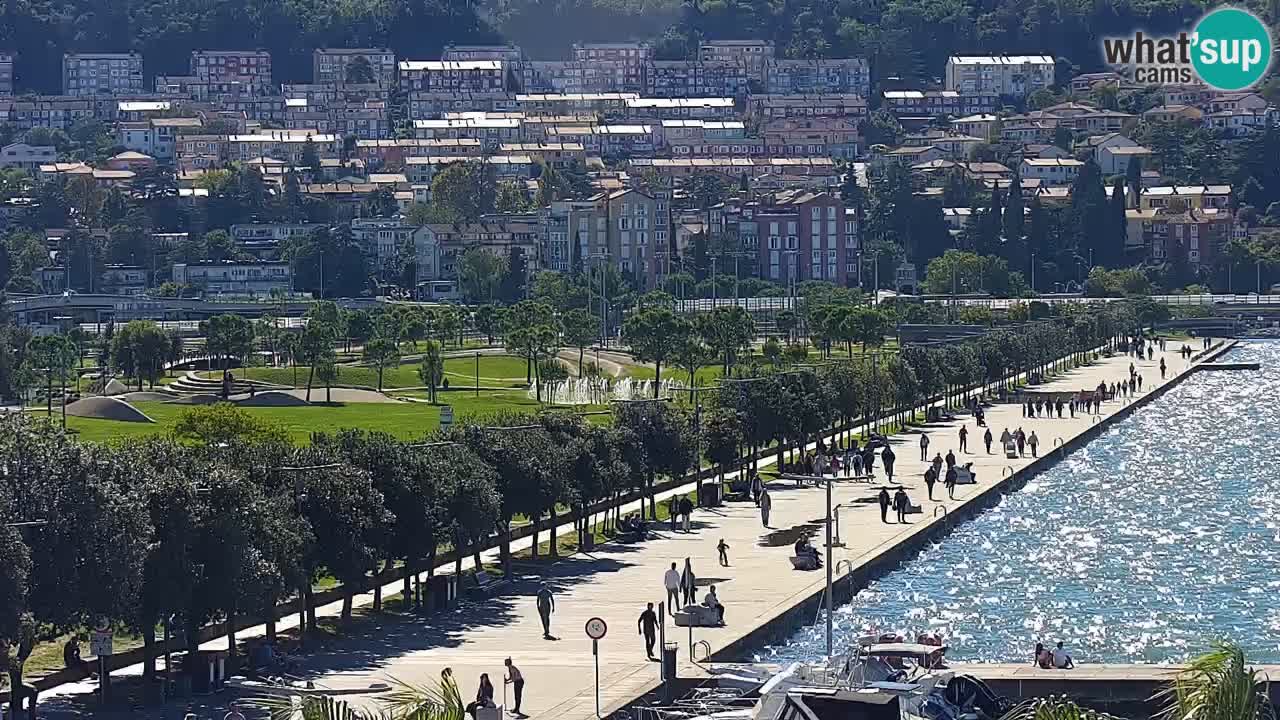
(418, 340, 444, 403)
(1004, 643, 1273, 720)
(253, 676, 465, 719)
(1154, 642, 1275, 720)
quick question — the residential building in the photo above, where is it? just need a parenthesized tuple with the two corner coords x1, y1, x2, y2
(172, 261, 292, 295)
(399, 60, 507, 93)
(881, 89, 998, 119)
(441, 45, 526, 63)
(99, 265, 149, 295)
(751, 190, 857, 286)
(351, 217, 414, 272)
(408, 91, 515, 120)
(403, 154, 535, 184)
(0, 143, 56, 171)
(649, 61, 750, 98)
(230, 223, 324, 256)
(0, 53, 14, 95)
(761, 117, 860, 159)
(106, 150, 156, 172)
(1143, 208, 1232, 271)
(944, 55, 1055, 97)
(1140, 185, 1233, 212)
(191, 51, 273, 94)
(1020, 157, 1083, 185)
(572, 42, 651, 91)
(1142, 104, 1204, 124)
(411, 116, 521, 146)
(62, 53, 145, 96)
(1070, 71, 1123, 94)
(227, 131, 339, 163)
(951, 113, 998, 140)
(623, 97, 735, 120)
(747, 94, 869, 122)
(412, 221, 542, 298)
(1084, 133, 1153, 175)
(1204, 107, 1276, 138)
(117, 100, 172, 122)
(765, 59, 869, 98)
(698, 40, 774, 69)
(314, 48, 396, 86)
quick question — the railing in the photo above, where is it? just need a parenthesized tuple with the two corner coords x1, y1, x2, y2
(933, 505, 948, 518)
(1002, 466, 1014, 478)
(693, 640, 712, 663)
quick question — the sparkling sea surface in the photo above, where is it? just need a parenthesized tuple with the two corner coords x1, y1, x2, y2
(762, 341, 1280, 664)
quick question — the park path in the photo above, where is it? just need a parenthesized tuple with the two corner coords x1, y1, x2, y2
(27, 340, 1214, 719)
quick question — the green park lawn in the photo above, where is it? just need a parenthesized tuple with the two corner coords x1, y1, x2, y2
(208, 354, 532, 390)
(62, 388, 571, 444)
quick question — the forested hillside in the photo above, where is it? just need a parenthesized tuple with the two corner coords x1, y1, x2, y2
(1, 0, 1276, 92)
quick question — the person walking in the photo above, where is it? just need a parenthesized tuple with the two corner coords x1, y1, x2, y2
(664, 563, 681, 610)
(983, 427, 993, 454)
(679, 495, 694, 533)
(958, 425, 968, 453)
(536, 583, 555, 638)
(638, 603, 659, 660)
(877, 487, 891, 524)
(1137, 374, 1143, 391)
(999, 427, 1011, 452)
(759, 488, 772, 527)
(1015, 428, 1026, 456)
(717, 538, 730, 567)
(924, 466, 937, 500)
(931, 452, 943, 478)
(894, 487, 910, 523)
(504, 658, 525, 717)
(882, 445, 896, 481)
(944, 465, 958, 499)
(919, 433, 929, 461)
(1160, 357, 1167, 379)
(681, 558, 697, 605)
(1028, 431, 1040, 458)
(668, 495, 679, 532)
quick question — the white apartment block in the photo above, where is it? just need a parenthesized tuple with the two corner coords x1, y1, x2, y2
(172, 261, 292, 295)
(0, 143, 56, 171)
(0, 53, 12, 95)
(62, 53, 144, 96)
(945, 55, 1055, 97)
(191, 50, 273, 93)
(399, 60, 506, 93)
(351, 218, 414, 270)
(313, 48, 396, 86)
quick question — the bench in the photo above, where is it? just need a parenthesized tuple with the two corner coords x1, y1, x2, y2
(475, 706, 505, 720)
(466, 571, 511, 599)
(673, 604, 722, 627)
(790, 555, 820, 571)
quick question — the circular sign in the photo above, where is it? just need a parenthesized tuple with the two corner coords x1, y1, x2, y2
(585, 617, 608, 640)
(1191, 8, 1273, 91)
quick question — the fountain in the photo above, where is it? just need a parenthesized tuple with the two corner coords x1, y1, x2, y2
(530, 376, 686, 405)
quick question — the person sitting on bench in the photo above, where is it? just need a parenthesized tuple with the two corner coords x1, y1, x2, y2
(794, 538, 822, 568)
(702, 585, 725, 625)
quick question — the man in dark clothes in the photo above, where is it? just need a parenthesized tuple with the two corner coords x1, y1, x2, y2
(924, 466, 937, 500)
(678, 495, 694, 533)
(894, 487, 910, 523)
(881, 445, 896, 481)
(877, 487, 891, 523)
(945, 465, 958, 499)
(638, 603, 659, 659)
(983, 427, 993, 454)
(945, 450, 956, 468)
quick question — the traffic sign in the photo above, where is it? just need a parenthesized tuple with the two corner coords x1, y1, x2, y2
(91, 630, 113, 657)
(440, 405, 454, 428)
(585, 617, 608, 640)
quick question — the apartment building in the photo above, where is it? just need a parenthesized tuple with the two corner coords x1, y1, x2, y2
(226, 131, 339, 163)
(191, 51, 273, 94)
(1020, 157, 1083, 185)
(765, 59, 869, 98)
(1137, 208, 1232, 271)
(0, 96, 92, 130)
(408, 91, 515, 119)
(442, 45, 525, 64)
(411, 116, 521, 146)
(649, 61, 750, 98)
(572, 42, 652, 89)
(1140, 185, 1233, 212)
(351, 217, 415, 272)
(172, 261, 292, 295)
(0, 143, 56, 171)
(412, 221, 542, 297)
(945, 55, 1055, 97)
(881, 89, 1000, 119)
(698, 40, 774, 79)
(762, 117, 860, 159)
(747, 94, 869, 122)
(63, 53, 145, 96)
(750, 190, 857, 285)
(313, 48, 396, 86)
(400, 60, 507, 93)
(355, 138, 483, 170)
(403, 154, 535, 185)
(0, 53, 13, 95)
(623, 97, 735, 121)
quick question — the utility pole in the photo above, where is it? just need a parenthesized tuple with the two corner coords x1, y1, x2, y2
(1030, 252, 1036, 295)
(711, 256, 718, 306)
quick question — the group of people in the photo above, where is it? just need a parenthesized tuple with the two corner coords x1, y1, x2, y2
(1033, 641, 1075, 670)
(794, 536, 823, 566)
(457, 659, 525, 718)
(1021, 397, 1076, 419)
(661, 559, 725, 627)
(876, 486, 914, 523)
(922, 449, 967, 500)
(998, 427, 1039, 457)
(667, 494, 697, 533)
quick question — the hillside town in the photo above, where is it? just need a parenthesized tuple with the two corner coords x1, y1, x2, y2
(0, 42, 1276, 305)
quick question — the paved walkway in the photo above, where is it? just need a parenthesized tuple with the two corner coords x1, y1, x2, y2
(26, 341, 1216, 719)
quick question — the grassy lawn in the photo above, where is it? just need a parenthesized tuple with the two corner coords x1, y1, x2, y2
(61, 389, 566, 444)
(207, 354, 531, 390)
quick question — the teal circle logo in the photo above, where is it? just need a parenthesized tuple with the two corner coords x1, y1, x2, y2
(1191, 8, 1273, 90)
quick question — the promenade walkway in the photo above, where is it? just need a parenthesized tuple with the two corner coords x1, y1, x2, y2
(28, 341, 1215, 719)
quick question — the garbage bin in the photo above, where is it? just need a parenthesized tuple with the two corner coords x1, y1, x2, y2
(700, 480, 723, 507)
(428, 575, 458, 611)
(189, 650, 228, 694)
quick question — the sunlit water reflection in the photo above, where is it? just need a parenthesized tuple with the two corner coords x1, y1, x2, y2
(762, 341, 1280, 664)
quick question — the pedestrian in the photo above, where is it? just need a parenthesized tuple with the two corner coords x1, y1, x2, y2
(863, 446, 876, 475)
(1160, 357, 1167, 379)
(1137, 374, 1143, 391)
(717, 538, 730, 567)
(1056, 400, 1063, 418)
(919, 433, 929, 461)
(983, 427, 993, 454)
(1016, 428, 1026, 456)
(894, 487, 909, 523)
(638, 602, 659, 660)
(1069, 401, 1075, 418)
(882, 445, 896, 481)
(504, 658, 524, 717)
(959, 425, 968, 453)
(851, 450, 864, 476)
(759, 488, 772, 527)
(924, 466, 937, 500)
(945, 449, 956, 469)
(750, 470, 763, 506)
(664, 563, 681, 610)
(944, 465, 958, 499)
(877, 487, 891, 523)
(931, 452, 943, 477)
(843, 446, 855, 477)
(1028, 431, 1039, 458)
(681, 558, 697, 605)
(536, 583, 555, 638)
(668, 495, 678, 532)
(679, 495, 694, 533)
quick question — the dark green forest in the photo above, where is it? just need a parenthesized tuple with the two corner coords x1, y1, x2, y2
(3, 0, 1277, 93)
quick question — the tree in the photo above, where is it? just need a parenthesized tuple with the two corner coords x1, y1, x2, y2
(418, 340, 445, 403)
(300, 139, 321, 172)
(202, 314, 255, 397)
(173, 403, 288, 446)
(27, 333, 76, 414)
(1107, 177, 1128, 267)
(560, 308, 599, 375)
(315, 356, 339, 403)
(363, 335, 400, 392)
(472, 304, 503, 345)
(499, 247, 528, 304)
(1126, 154, 1144, 202)
(697, 307, 756, 374)
(110, 320, 170, 390)
(430, 161, 495, 223)
(344, 55, 377, 85)
(671, 336, 713, 396)
(459, 248, 504, 303)
(622, 307, 688, 397)
(299, 321, 336, 403)
(536, 357, 570, 404)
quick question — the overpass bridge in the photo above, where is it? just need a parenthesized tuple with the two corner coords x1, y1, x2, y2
(5, 293, 382, 329)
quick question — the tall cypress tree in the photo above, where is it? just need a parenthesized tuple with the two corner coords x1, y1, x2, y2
(1109, 178, 1128, 267)
(1071, 159, 1109, 266)
(1003, 172, 1025, 242)
(1125, 155, 1143, 206)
